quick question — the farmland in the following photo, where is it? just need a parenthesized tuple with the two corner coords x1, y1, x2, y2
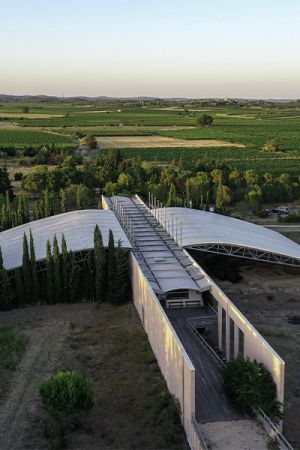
(0, 100, 300, 176)
(0, 128, 74, 148)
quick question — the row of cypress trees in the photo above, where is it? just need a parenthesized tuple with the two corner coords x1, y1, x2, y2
(0, 191, 30, 231)
(0, 226, 130, 310)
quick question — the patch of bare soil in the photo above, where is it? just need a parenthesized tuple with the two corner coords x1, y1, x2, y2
(216, 264, 300, 449)
(0, 303, 189, 450)
(96, 135, 244, 149)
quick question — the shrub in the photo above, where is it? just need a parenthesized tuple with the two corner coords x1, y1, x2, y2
(0, 326, 26, 370)
(39, 371, 95, 422)
(223, 356, 282, 421)
(14, 172, 23, 181)
(196, 114, 213, 127)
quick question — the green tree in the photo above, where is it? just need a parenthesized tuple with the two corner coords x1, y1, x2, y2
(85, 250, 94, 301)
(94, 225, 106, 302)
(60, 190, 67, 213)
(22, 105, 30, 114)
(216, 184, 231, 210)
(68, 251, 78, 303)
(5, 191, 12, 229)
(106, 229, 116, 303)
(113, 240, 129, 305)
(0, 246, 12, 310)
(61, 234, 69, 302)
(30, 230, 39, 303)
(262, 139, 279, 153)
(14, 268, 24, 306)
(44, 190, 53, 218)
(46, 240, 54, 303)
(22, 233, 32, 302)
(52, 235, 61, 302)
(223, 356, 282, 421)
(166, 183, 177, 207)
(0, 167, 12, 197)
(196, 114, 213, 127)
(81, 135, 97, 149)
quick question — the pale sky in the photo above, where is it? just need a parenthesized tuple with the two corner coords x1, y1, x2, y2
(1, 0, 300, 98)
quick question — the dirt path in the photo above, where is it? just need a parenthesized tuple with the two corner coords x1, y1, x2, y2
(0, 320, 69, 449)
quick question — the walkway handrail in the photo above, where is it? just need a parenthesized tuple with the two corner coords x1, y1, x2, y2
(186, 320, 225, 367)
(253, 407, 294, 450)
(191, 415, 208, 450)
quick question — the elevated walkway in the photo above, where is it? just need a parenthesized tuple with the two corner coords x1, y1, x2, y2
(109, 195, 211, 304)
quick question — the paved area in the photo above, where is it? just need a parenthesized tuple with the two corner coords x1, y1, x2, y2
(202, 420, 269, 449)
(166, 307, 246, 423)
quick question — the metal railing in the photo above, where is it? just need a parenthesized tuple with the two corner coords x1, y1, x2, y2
(253, 407, 294, 450)
(191, 415, 208, 450)
(187, 321, 225, 367)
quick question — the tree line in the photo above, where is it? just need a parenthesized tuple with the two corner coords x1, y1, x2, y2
(0, 226, 130, 310)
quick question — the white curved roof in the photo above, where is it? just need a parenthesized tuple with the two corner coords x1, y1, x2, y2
(0, 210, 131, 271)
(160, 207, 300, 262)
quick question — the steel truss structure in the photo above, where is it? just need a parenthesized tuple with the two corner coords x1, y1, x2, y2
(187, 243, 300, 267)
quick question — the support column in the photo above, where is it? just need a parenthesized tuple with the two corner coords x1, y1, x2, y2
(234, 323, 239, 358)
(218, 303, 223, 350)
(225, 312, 230, 361)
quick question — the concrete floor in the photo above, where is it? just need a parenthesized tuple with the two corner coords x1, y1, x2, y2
(166, 307, 246, 423)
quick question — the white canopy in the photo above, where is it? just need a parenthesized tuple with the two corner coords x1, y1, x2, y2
(0, 210, 131, 271)
(159, 207, 300, 262)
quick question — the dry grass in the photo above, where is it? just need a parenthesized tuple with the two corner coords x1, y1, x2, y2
(96, 135, 244, 149)
(0, 303, 188, 450)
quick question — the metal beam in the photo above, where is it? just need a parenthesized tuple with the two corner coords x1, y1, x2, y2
(186, 243, 300, 267)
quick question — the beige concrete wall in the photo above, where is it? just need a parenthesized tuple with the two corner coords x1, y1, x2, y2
(131, 253, 205, 449)
(183, 249, 285, 405)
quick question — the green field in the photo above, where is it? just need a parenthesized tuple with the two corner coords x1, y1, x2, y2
(1, 101, 300, 175)
(0, 128, 74, 148)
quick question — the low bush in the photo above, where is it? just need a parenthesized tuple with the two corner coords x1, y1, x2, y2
(40, 371, 95, 422)
(223, 356, 282, 421)
(0, 326, 26, 370)
(14, 172, 23, 181)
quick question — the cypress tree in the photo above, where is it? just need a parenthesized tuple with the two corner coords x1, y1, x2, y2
(46, 240, 54, 303)
(14, 267, 24, 306)
(1, 204, 6, 230)
(13, 197, 21, 227)
(94, 225, 106, 302)
(166, 183, 177, 207)
(52, 235, 61, 302)
(44, 190, 53, 217)
(0, 246, 12, 310)
(60, 190, 67, 213)
(85, 250, 94, 301)
(5, 191, 12, 229)
(107, 229, 117, 303)
(61, 234, 69, 302)
(22, 233, 32, 302)
(21, 195, 29, 223)
(33, 200, 40, 221)
(30, 230, 39, 303)
(113, 240, 130, 305)
(68, 251, 78, 303)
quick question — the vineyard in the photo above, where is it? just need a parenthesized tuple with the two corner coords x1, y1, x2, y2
(0, 101, 300, 176)
(0, 129, 74, 148)
(114, 146, 300, 176)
